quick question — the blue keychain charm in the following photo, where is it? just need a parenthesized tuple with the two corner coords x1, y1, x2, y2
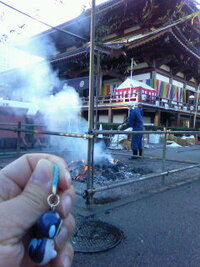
(28, 165, 62, 265)
(35, 210, 62, 239)
(29, 238, 57, 265)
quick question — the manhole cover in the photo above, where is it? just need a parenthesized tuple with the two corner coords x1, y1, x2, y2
(71, 220, 124, 253)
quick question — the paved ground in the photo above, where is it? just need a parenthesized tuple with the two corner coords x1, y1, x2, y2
(72, 179, 200, 267)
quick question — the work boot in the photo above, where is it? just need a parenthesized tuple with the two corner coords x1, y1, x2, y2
(139, 149, 143, 157)
(129, 150, 138, 160)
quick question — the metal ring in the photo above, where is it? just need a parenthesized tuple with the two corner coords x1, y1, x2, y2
(47, 193, 60, 209)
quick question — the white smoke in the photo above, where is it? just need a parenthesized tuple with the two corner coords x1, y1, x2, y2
(39, 84, 89, 160)
(1, 37, 112, 162)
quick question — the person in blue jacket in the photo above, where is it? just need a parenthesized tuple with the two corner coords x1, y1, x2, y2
(127, 103, 144, 159)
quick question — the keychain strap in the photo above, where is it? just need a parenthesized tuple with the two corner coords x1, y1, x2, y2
(47, 164, 60, 210)
(52, 165, 60, 195)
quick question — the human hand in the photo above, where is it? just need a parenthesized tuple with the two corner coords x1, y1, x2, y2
(0, 153, 75, 267)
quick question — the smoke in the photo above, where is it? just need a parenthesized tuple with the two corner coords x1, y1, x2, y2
(0, 36, 112, 162)
(40, 84, 89, 160)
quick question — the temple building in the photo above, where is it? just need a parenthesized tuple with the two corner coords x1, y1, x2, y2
(1, 0, 200, 128)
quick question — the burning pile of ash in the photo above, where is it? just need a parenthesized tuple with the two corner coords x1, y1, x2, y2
(68, 158, 153, 186)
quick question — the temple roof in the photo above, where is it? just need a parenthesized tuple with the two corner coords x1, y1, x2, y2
(30, 0, 199, 56)
(48, 26, 199, 82)
(25, 0, 199, 82)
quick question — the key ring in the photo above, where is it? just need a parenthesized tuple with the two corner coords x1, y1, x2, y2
(47, 164, 60, 210)
(47, 193, 60, 209)
(28, 164, 63, 265)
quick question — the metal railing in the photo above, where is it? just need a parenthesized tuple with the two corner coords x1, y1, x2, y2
(81, 94, 200, 113)
(75, 129, 200, 201)
(0, 123, 200, 203)
(0, 122, 93, 157)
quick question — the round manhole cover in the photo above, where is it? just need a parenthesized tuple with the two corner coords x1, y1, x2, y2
(71, 220, 124, 253)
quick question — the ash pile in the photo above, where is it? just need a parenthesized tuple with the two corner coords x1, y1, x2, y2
(69, 158, 153, 186)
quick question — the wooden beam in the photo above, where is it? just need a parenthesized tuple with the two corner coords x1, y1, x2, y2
(155, 55, 173, 68)
(61, 68, 89, 78)
(185, 73, 194, 81)
(142, 56, 153, 67)
(131, 67, 153, 75)
(101, 70, 125, 80)
(171, 65, 189, 75)
(108, 108, 112, 123)
(154, 110, 161, 126)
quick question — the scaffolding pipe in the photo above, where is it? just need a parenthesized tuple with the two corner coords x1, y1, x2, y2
(0, 127, 93, 139)
(94, 51, 101, 129)
(0, 122, 21, 126)
(86, 163, 200, 194)
(86, 0, 96, 204)
(16, 122, 21, 157)
(193, 87, 200, 129)
(161, 129, 167, 184)
(93, 130, 200, 135)
(1, 124, 199, 137)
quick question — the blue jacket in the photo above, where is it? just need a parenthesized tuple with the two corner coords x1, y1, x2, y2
(127, 107, 144, 131)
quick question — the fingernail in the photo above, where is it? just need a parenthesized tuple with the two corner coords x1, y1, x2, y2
(63, 195, 72, 217)
(55, 227, 68, 250)
(65, 170, 72, 188)
(31, 159, 52, 187)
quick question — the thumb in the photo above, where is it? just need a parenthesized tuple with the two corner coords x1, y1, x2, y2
(0, 159, 54, 243)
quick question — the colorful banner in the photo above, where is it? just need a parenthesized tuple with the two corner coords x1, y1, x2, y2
(102, 82, 120, 96)
(102, 79, 187, 102)
(140, 79, 186, 102)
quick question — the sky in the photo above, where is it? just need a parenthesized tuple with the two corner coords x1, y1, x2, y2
(0, 0, 199, 40)
(0, 0, 109, 39)
(0, 0, 109, 71)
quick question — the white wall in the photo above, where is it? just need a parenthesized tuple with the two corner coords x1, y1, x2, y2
(99, 114, 152, 124)
(99, 115, 108, 123)
(143, 116, 151, 124)
(113, 114, 125, 123)
(133, 73, 151, 80)
(156, 73, 170, 83)
(186, 85, 196, 91)
(172, 80, 184, 87)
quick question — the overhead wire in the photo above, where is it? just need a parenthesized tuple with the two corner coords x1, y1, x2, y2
(0, 0, 198, 49)
(0, 0, 87, 41)
(0, 0, 123, 40)
(104, 11, 200, 44)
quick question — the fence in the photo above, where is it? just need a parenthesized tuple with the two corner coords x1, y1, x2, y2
(0, 123, 200, 203)
(0, 122, 92, 157)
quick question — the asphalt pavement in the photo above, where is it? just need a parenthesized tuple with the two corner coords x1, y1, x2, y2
(72, 179, 200, 267)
